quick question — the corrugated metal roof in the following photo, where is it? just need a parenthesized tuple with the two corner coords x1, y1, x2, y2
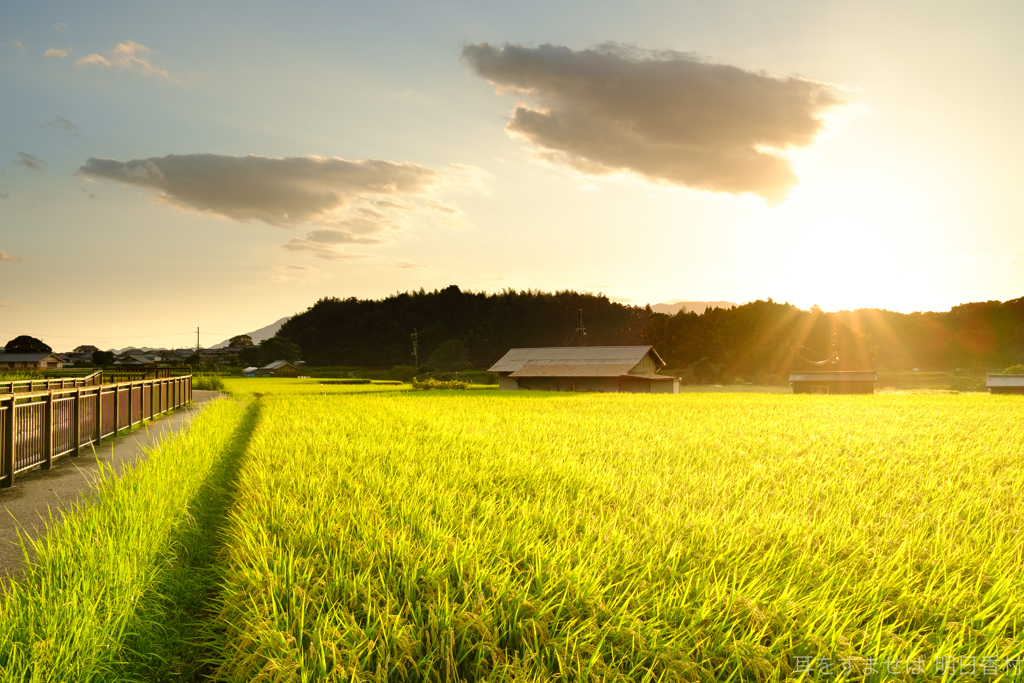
(489, 346, 662, 373)
(261, 360, 296, 370)
(509, 363, 637, 378)
(987, 374, 1024, 387)
(789, 372, 878, 382)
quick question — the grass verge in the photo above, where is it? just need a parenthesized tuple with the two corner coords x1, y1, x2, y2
(0, 396, 256, 682)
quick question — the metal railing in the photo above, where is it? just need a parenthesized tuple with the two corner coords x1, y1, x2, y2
(1, 374, 192, 488)
(0, 370, 104, 395)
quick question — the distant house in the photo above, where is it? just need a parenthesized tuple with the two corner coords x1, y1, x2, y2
(242, 366, 260, 378)
(258, 360, 300, 377)
(789, 371, 878, 394)
(73, 345, 100, 355)
(488, 346, 680, 393)
(987, 374, 1024, 394)
(0, 352, 65, 370)
(113, 354, 156, 366)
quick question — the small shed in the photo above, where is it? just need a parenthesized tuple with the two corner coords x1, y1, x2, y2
(987, 374, 1024, 394)
(789, 371, 878, 394)
(0, 352, 65, 370)
(488, 346, 679, 393)
(242, 366, 259, 378)
(258, 360, 300, 378)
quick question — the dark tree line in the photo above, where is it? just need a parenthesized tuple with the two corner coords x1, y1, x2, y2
(274, 286, 1024, 374)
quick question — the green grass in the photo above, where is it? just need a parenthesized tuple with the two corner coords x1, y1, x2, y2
(222, 377, 412, 396)
(2, 386, 1023, 681)
(0, 396, 257, 681)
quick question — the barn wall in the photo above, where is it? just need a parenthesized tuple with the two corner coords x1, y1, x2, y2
(498, 374, 518, 390)
(618, 378, 652, 393)
(990, 386, 1024, 394)
(511, 377, 621, 392)
(629, 355, 657, 375)
(792, 381, 875, 394)
(650, 379, 680, 394)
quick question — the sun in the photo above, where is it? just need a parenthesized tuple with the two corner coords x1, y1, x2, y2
(780, 215, 910, 312)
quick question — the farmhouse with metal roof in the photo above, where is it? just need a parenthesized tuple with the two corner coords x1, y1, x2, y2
(789, 371, 878, 394)
(987, 374, 1024, 394)
(488, 346, 679, 393)
(0, 352, 65, 370)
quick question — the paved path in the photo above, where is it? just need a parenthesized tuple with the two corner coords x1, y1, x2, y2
(0, 390, 221, 586)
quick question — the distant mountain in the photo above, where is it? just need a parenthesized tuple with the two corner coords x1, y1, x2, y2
(650, 301, 738, 315)
(211, 317, 290, 348)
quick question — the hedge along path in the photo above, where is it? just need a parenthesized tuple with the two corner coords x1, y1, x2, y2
(211, 391, 1024, 682)
(0, 395, 259, 682)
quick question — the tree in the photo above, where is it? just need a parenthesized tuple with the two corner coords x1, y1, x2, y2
(427, 339, 472, 371)
(1004, 364, 1024, 374)
(238, 346, 262, 367)
(259, 336, 301, 365)
(92, 350, 115, 367)
(3, 335, 51, 353)
(229, 334, 254, 347)
(692, 357, 719, 384)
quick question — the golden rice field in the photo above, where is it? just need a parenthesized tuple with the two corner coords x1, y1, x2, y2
(2, 380, 1023, 682)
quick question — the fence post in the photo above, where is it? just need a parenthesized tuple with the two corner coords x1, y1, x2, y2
(3, 398, 16, 487)
(149, 380, 155, 420)
(43, 391, 53, 470)
(95, 388, 103, 442)
(113, 384, 121, 434)
(73, 388, 81, 456)
(128, 383, 135, 427)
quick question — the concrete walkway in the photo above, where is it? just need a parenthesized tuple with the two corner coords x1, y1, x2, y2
(0, 390, 221, 586)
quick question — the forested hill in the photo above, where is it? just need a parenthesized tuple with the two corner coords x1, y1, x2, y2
(276, 286, 1024, 374)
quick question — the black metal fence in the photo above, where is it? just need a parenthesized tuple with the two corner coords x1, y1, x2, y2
(0, 374, 192, 488)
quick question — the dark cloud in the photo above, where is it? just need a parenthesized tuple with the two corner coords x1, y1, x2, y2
(42, 115, 79, 134)
(0, 192, 8, 199)
(79, 153, 441, 227)
(462, 42, 842, 204)
(15, 153, 45, 170)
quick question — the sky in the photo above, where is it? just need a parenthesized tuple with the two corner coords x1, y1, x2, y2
(2, 0, 1023, 351)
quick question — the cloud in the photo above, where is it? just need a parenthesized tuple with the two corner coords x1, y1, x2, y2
(3, 37, 26, 54)
(1, 251, 28, 264)
(14, 153, 45, 170)
(80, 153, 443, 223)
(957, 251, 1023, 269)
(0, 301, 9, 307)
(54, 23, 68, 32)
(44, 47, 71, 58)
(75, 40, 177, 82)
(41, 115, 79, 134)
(267, 264, 329, 283)
(0, 192, 8, 199)
(462, 42, 842, 204)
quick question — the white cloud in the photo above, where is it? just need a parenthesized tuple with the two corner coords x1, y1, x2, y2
(75, 40, 177, 83)
(462, 42, 842, 204)
(267, 264, 329, 283)
(54, 23, 68, 32)
(957, 251, 1024, 269)
(44, 47, 71, 58)
(1, 250, 28, 264)
(3, 37, 26, 54)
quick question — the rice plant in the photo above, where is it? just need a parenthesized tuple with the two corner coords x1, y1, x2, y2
(209, 391, 1024, 681)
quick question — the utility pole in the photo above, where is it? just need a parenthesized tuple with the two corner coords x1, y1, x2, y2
(411, 329, 419, 368)
(196, 327, 200, 352)
(576, 309, 586, 347)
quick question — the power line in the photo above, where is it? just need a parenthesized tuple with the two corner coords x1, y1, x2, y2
(0, 329, 235, 340)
